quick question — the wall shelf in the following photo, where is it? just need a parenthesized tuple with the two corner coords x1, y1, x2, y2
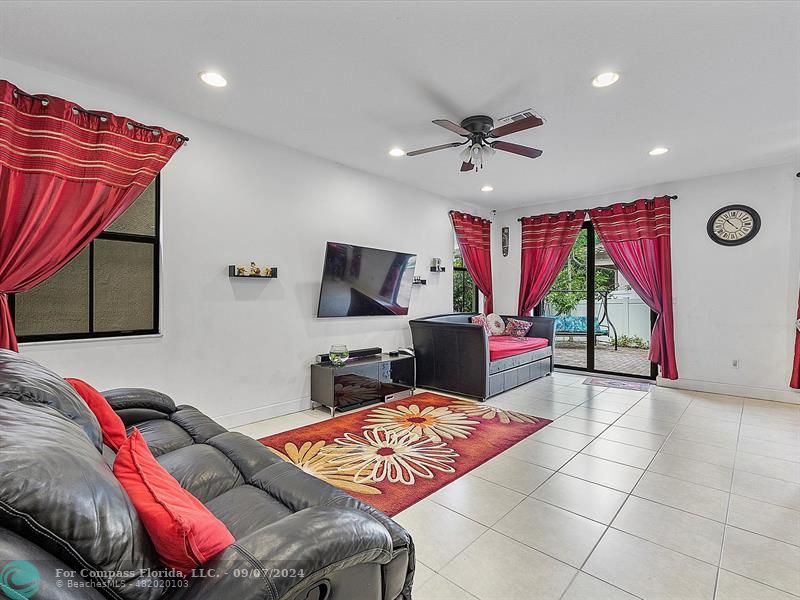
(228, 265, 278, 279)
(430, 266, 446, 273)
(412, 279, 427, 286)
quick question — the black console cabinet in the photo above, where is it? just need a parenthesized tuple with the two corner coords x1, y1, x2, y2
(311, 354, 415, 416)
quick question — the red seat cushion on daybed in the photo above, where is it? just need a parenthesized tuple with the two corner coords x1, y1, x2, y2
(488, 336, 549, 361)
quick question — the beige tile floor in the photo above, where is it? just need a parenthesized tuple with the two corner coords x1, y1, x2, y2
(230, 372, 800, 600)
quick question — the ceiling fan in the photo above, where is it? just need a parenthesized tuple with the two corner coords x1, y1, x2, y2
(406, 112, 543, 172)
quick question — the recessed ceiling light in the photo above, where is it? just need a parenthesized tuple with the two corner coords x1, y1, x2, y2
(481, 185, 494, 192)
(648, 146, 669, 156)
(198, 71, 227, 87)
(388, 147, 406, 157)
(592, 72, 620, 88)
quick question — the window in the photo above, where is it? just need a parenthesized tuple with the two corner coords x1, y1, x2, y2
(453, 241, 478, 313)
(9, 176, 160, 342)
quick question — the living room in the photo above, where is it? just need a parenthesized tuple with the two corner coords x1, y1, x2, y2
(0, 2, 798, 600)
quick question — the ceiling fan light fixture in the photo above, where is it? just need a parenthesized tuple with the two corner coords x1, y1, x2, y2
(388, 147, 406, 157)
(592, 71, 620, 88)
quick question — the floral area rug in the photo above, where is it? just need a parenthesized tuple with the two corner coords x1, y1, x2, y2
(258, 392, 550, 516)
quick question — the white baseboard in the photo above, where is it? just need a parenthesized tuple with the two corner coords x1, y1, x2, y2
(657, 377, 800, 405)
(212, 396, 312, 429)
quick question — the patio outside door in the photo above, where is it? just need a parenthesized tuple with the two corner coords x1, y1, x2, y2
(537, 221, 658, 379)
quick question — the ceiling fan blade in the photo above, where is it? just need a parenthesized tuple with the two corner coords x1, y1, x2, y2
(491, 141, 543, 159)
(460, 161, 475, 172)
(488, 115, 543, 138)
(433, 119, 471, 136)
(406, 141, 465, 157)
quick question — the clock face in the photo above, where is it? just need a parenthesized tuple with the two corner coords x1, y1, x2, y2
(707, 205, 761, 246)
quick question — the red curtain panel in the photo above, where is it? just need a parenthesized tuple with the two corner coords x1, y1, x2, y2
(0, 80, 186, 351)
(450, 211, 494, 313)
(791, 290, 800, 389)
(518, 210, 586, 316)
(588, 197, 679, 379)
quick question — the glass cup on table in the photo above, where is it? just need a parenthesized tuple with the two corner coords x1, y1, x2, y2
(328, 344, 349, 367)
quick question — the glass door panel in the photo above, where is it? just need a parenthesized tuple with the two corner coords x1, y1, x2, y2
(537, 223, 657, 379)
(593, 235, 655, 377)
(541, 228, 589, 370)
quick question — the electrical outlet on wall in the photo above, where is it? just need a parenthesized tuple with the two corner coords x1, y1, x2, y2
(731, 359, 740, 369)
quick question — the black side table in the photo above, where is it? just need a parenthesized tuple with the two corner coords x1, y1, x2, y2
(310, 354, 415, 417)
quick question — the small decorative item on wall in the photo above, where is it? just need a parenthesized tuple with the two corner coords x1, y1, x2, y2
(706, 204, 761, 246)
(430, 258, 445, 272)
(502, 226, 509, 256)
(228, 264, 278, 278)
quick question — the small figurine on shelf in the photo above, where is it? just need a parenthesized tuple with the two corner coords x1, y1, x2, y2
(236, 266, 248, 276)
(249, 262, 261, 276)
(263, 266, 273, 277)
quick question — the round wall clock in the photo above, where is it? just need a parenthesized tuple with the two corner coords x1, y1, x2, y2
(707, 204, 761, 246)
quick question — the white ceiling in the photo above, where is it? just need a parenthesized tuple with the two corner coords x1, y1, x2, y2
(1, 1, 798, 209)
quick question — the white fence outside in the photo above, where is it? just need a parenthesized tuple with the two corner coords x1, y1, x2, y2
(569, 292, 652, 342)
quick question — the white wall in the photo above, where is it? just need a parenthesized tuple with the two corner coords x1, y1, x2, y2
(493, 163, 800, 403)
(2, 57, 480, 427)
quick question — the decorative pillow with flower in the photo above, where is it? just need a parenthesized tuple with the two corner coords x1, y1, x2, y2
(486, 313, 506, 336)
(504, 317, 534, 338)
(470, 314, 491, 334)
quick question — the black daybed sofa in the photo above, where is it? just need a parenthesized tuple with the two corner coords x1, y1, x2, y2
(409, 313, 556, 400)
(0, 350, 414, 600)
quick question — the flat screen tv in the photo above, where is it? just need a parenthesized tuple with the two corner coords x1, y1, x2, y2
(317, 242, 417, 317)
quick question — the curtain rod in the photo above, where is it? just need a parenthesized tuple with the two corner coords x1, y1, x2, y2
(517, 195, 678, 222)
(11, 87, 190, 143)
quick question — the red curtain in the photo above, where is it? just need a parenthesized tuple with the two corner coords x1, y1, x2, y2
(0, 80, 185, 351)
(518, 210, 586, 315)
(589, 197, 678, 379)
(791, 290, 800, 389)
(450, 211, 494, 313)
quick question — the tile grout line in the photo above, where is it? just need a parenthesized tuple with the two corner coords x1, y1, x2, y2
(712, 397, 745, 600)
(410, 392, 798, 592)
(568, 390, 717, 599)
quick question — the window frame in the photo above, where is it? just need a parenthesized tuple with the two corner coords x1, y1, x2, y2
(452, 242, 479, 314)
(9, 175, 161, 343)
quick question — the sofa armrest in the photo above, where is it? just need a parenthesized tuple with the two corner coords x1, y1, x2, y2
(172, 507, 393, 600)
(409, 318, 489, 398)
(103, 388, 177, 414)
(501, 315, 556, 347)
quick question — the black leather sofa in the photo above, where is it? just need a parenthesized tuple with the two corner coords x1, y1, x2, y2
(409, 313, 555, 400)
(0, 350, 414, 600)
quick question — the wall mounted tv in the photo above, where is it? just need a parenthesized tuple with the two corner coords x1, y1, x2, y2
(317, 242, 417, 317)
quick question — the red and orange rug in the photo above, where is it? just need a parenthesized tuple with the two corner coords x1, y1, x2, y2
(258, 392, 550, 516)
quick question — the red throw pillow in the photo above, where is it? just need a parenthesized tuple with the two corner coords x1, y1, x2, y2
(66, 378, 127, 451)
(113, 429, 234, 575)
(471, 314, 491, 334)
(504, 318, 534, 337)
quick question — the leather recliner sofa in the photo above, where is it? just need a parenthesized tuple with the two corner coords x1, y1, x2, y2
(0, 350, 415, 600)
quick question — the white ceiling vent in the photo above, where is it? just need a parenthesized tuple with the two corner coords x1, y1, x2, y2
(496, 108, 542, 126)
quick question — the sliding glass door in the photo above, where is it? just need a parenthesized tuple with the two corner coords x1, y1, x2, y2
(538, 221, 657, 379)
